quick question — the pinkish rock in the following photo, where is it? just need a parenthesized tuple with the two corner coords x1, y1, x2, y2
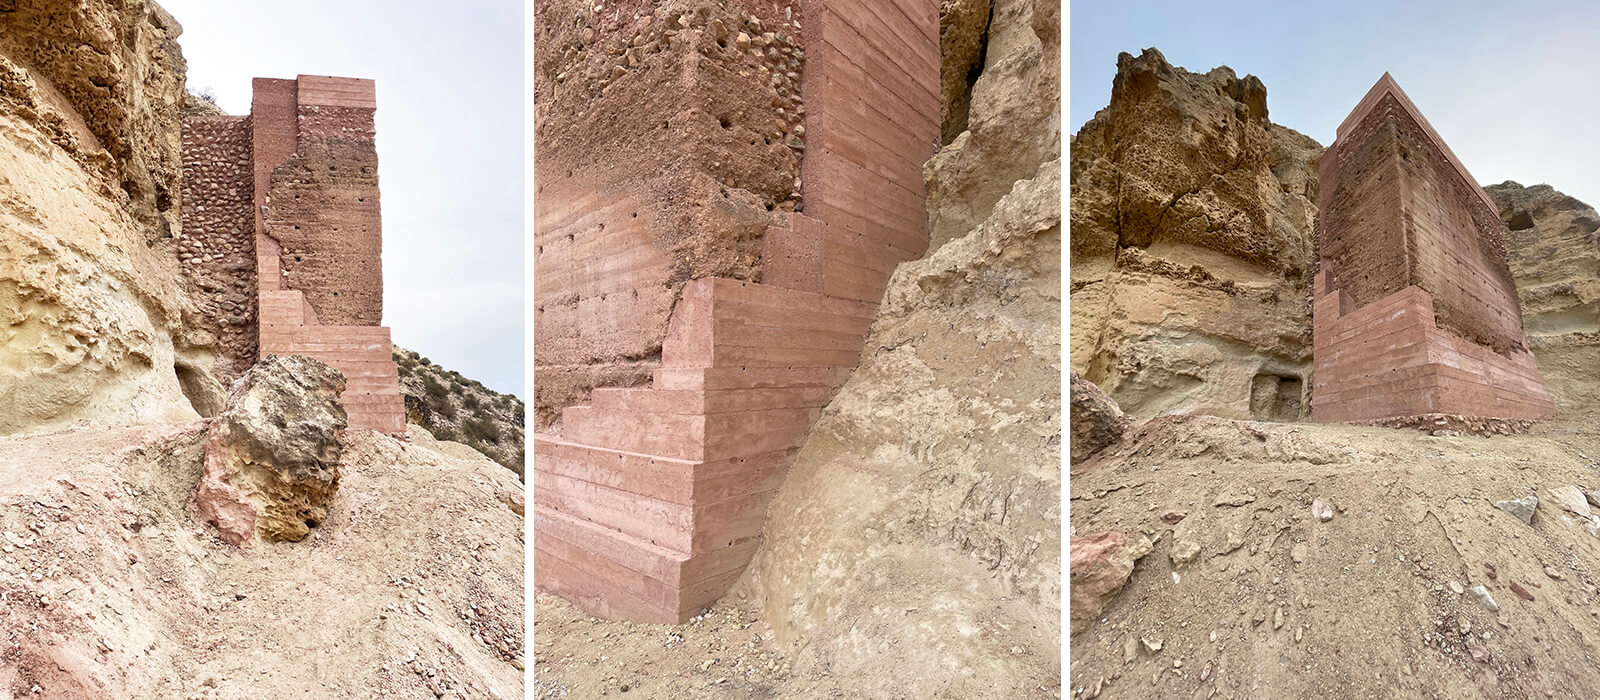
(1070, 531, 1152, 634)
(195, 355, 347, 546)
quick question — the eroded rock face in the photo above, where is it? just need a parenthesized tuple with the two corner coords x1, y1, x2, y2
(1070, 371, 1124, 465)
(938, 0, 993, 145)
(195, 355, 348, 546)
(1070, 48, 1322, 420)
(925, 0, 1059, 250)
(754, 3, 1060, 694)
(1487, 181, 1600, 420)
(0, 39, 204, 434)
(0, 0, 188, 235)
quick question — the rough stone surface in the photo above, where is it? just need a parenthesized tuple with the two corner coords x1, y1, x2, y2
(1069, 531, 1151, 634)
(1495, 495, 1538, 525)
(1546, 485, 1591, 519)
(1070, 370, 1125, 464)
(938, 0, 992, 145)
(925, 0, 1058, 250)
(532, 0, 809, 428)
(195, 355, 347, 546)
(1070, 48, 1322, 420)
(0, 0, 188, 236)
(0, 17, 206, 434)
(1488, 181, 1600, 421)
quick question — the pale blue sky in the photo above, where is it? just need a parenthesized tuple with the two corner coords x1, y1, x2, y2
(1070, 0, 1600, 208)
(161, 0, 525, 396)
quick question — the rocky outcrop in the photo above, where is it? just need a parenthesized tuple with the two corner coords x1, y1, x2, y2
(1071, 371, 1125, 464)
(1069, 530, 1151, 634)
(1070, 48, 1322, 421)
(1487, 182, 1600, 420)
(0, 0, 188, 235)
(394, 346, 525, 479)
(925, 0, 1058, 249)
(0, 0, 225, 436)
(752, 2, 1060, 695)
(195, 355, 347, 546)
(938, 0, 992, 145)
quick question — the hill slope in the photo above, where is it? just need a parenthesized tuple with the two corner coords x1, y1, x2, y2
(394, 346, 525, 479)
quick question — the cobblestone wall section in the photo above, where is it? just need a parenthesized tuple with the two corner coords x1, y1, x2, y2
(178, 115, 258, 383)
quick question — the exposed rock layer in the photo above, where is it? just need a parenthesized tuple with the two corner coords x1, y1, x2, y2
(1070, 48, 1322, 421)
(1489, 181, 1600, 422)
(0, 6, 208, 434)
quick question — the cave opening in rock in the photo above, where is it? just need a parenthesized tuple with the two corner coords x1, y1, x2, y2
(1251, 373, 1304, 421)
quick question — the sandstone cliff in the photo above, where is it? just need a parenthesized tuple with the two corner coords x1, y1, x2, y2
(1070, 48, 1322, 421)
(0, 1, 242, 435)
(1487, 181, 1600, 421)
(749, 1, 1061, 695)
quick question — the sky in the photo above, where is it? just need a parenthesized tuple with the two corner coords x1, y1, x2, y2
(161, 0, 525, 397)
(1070, 0, 1600, 208)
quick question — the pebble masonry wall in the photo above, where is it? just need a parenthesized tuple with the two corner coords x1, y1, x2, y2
(1312, 75, 1554, 423)
(178, 115, 259, 384)
(182, 76, 404, 434)
(533, 0, 939, 624)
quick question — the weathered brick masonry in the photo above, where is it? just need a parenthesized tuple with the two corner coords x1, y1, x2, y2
(180, 76, 404, 434)
(1311, 74, 1555, 423)
(533, 0, 939, 623)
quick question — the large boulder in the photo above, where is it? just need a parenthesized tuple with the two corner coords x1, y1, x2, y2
(194, 355, 348, 546)
(1070, 48, 1322, 420)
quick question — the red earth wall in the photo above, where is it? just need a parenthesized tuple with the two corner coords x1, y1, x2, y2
(533, 0, 939, 623)
(1311, 75, 1554, 423)
(181, 76, 403, 434)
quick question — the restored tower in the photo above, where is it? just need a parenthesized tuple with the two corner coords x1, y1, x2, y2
(533, 1, 940, 623)
(180, 75, 405, 434)
(1311, 74, 1555, 424)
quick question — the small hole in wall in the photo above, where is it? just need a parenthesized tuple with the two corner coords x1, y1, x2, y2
(719, 117, 731, 129)
(631, 212, 638, 218)
(295, 256, 302, 262)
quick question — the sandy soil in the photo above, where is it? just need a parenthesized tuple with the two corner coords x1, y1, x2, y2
(0, 422, 524, 699)
(1069, 411, 1600, 699)
(532, 577, 849, 699)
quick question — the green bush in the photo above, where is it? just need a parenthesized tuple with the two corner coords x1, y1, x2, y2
(437, 400, 457, 420)
(463, 394, 480, 410)
(422, 375, 448, 399)
(463, 417, 501, 444)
